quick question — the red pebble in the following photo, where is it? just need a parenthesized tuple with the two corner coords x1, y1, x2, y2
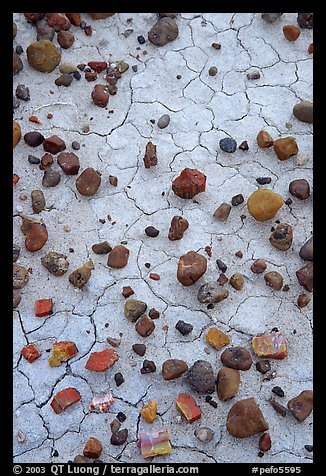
(308, 43, 313, 54)
(259, 433, 272, 452)
(35, 299, 53, 317)
(88, 61, 108, 73)
(50, 387, 81, 414)
(13, 174, 20, 185)
(149, 273, 160, 281)
(21, 343, 41, 363)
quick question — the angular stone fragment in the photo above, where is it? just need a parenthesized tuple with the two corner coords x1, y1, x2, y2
(296, 262, 313, 292)
(42, 168, 61, 187)
(141, 400, 157, 423)
(197, 282, 229, 304)
(43, 135, 66, 154)
(221, 347, 253, 370)
(256, 130, 273, 148)
(76, 168, 101, 196)
(13, 50, 23, 76)
(256, 360, 271, 374)
(47, 13, 71, 30)
(135, 315, 155, 337)
(269, 223, 293, 250)
(88, 61, 108, 73)
(297, 293, 312, 308)
(143, 142, 158, 168)
(162, 359, 188, 380)
(227, 397, 269, 438)
(48, 341, 78, 367)
(27, 40, 61, 73)
(269, 398, 287, 417)
(261, 13, 283, 23)
(35, 298, 53, 317)
(172, 168, 206, 199)
(92, 241, 112, 254)
(13, 122, 21, 147)
(299, 237, 313, 261)
(83, 437, 103, 459)
(122, 286, 134, 298)
(85, 348, 119, 372)
(141, 360, 156, 374)
(57, 152, 80, 175)
(273, 137, 298, 161)
(139, 428, 171, 458)
(177, 251, 207, 286)
(251, 259, 267, 274)
(264, 271, 284, 290)
(297, 13, 313, 29)
(88, 13, 115, 19)
(188, 360, 215, 394)
(31, 190, 45, 214)
(217, 367, 240, 401)
(293, 101, 313, 123)
(175, 320, 193, 335)
(289, 179, 310, 200)
(247, 189, 284, 221)
(148, 17, 179, 46)
(230, 273, 245, 290)
(176, 393, 201, 422)
(50, 388, 81, 414)
(213, 203, 231, 221)
(206, 327, 230, 350)
(21, 343, 41, 363)
(124, 299, 147, 322)
(252, 331, 287, 359)
(13, 264, 29, 289)
(41, 252, 69, 276)
(168, 216, 189, 240)
(69, 260, 94, 289)
(107, 245, 130, 269)
(287, 390, 313, 422)
(57, 30, 74, 49)
(89, 392, 114, 412)
(91, 84, 110, 107)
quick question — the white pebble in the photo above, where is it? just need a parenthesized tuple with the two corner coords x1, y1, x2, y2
(16, 206, 23, 213)
(294, 154, 309, 166)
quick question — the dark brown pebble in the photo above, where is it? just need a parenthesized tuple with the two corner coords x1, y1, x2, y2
(57, 30, 75, 49)
(145, 226, 159, 237)
(175, 320, 193, 335)
(91, 84, 109, 107)
(72, 141, 80, 150)
(217, 273, 228, 285)
(76, 168, 101, 196)
(296, 262, 313, 292)
(144, 263, 151, 268)
(251, 259, 267, 274)
(216, 259, 227, 273)
(13, 50, 23, 75)
(132, 344, 146, 356)
(299, 236, 313, 261)
(235, 250, 243, 258)
(221, 346, 252, 371)
(110, 429, 128, 446)
(114, 372, 124, 387)
(13, 244, 20, 262)
(16, 84, 29, 101)
(43, 135, 66, 154)
(287, 390, 313, 422)
(269, 398, 287, 417)
(148, 308, 160, 319)
(40, 153, 53, 170)
(42, 169, 61, 187)
(304, 445, 313, 452)
(135, 315, 155, 337)
(28, 155, 41, 164)
(140, 360, 156, 374)
(116, 412, 126, 423)
(256, 177, 271, 185)
(256, 360, 271, 374)
(84, 25, 92, 36)
(239, 140, 249, 150)
(122, 286, 134, 298)
(231, 194, 244, 206)
(55, 74, 73, 87)
(289, 179, 310, 200)
(209, 400, 218, 408)
(91, 241, 112, 254)
(57, 152, 80, 175)
(110, 419, 121, 434)
(24, 132, 45, 147)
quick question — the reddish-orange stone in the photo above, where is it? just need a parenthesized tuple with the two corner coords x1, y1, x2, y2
(85, 348, 119, 371)
(13, 174, 20, 185)
(308, 43, 313, 54)
(25, 223, 48, 252)
(252, 331, 287, 359)
(21, 343, 41, 363)
(50, 387, 81, 414)
(65, 13, 81, 26)
(172, 168, 206, 199)
(35, 298, 53, 317)
(149, 273, 160, 281)
(283, 25, 301, 41)
(88, 61, 108, 73)
(83, 437, 103, 459)
(176, 393, 201, 422)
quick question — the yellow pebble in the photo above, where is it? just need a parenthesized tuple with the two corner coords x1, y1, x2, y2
(206, 327, 230, 350)
(140, 400, 157, 423)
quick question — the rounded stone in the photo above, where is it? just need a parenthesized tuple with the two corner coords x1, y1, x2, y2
(289, 179, 310, 200)
(217, 367, 240, 401)
(91, 241, 112, 255)
(162, 359, 188, 380)
(187, 360, 215, 394)
(259, 433, 272, 452)
(59, 63, 77, 74)
(194, 427, 214, 443)
(110, 429, 128, 446)
(256, 130, 273, 148)
(177, 251, 207, 286)
(41, 252, 69, 276)
(13, 264, 29, 289)
(13, 122, 21, 148)
(57, 152, 80, 175)
(55, 74, 73, 87)
(76, 168, 101, 196)
(27, 40, 61, 73)
(145, 226, 159, 237)
(148, 17, 179, 46)
(293, 101, 313, 124)
(157, 114, 170, 129)
(42, 169, 61, 187)
(247, 189, 284, 221)
(124, 299, 147, 322)
(221, 347, 253, 370)
(24, 132, 45, 147)
(269, 223, 293, 251)
(251, 259, 267, 274)
(197, 282, 229, 304)
(213, 203, 232, 221)
(264, 271, 284, 291)
(57, 30, 75, 49)
(283, 24, 301, 41)
(219, 137, 237, 153)
(208, 66, 218, 76)
(31, 190, 45, 213)
(13, 50, 23, 75)
(287, 390, 313, 422)
(230, 273, 245, 290)
(135, 315, 155, 337)
(91, 84, 109, 108)
(226, 397, 269, 438)
(299, 236, 313, 261)
(107, 245, 130, 269)
(24, 222, 48, 252)
(273, 137, 298, 161)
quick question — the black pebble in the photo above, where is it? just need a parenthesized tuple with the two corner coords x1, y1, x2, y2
(239, 141, 249, 150)
(256, 177, 272, 185)
(15, 45, 23, 55)
(145, 226, 159, 237)
(116, 412, 126, 423)
(205, 395, 212, 402)
(285, 198, 293, 206)
(114, 372, 125, 387)
(132, 65, 138, 72)
(175, 320, 193, 335)
(209, 400, 218, 408)
(216, 259, 227, 273)
(72, 141, 80, 150)
(219, 137, 237, 153)
(271, 327, 279, 332)
(140, 359, 156, 374)
(272, 386, 284, 397)
(52, 450, 59, 457)
(73, 71, 81, 80)
(231, 194, 244, 206)
(144, 262, 151, 269)
(28, 155, 41, 164)
(137, 35, 145, 44)
(258, 451, 264, 458)
(304, 445, 313, 452)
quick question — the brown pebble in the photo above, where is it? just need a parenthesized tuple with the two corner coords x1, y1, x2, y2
(221, 346, 252, 371)
(132, 344, 146, 356)
(213, 203, 231, 221)
(43, 135, 66, 154)
(230, 273, 245, 290)
(40, 153, 53, 170)
(283, 24, 301, 41)
(107, 245, 130, 269)
(269, 223, 293, 251)
(226, 398, 269, 438)
(122, 286, 134, 298)
(83, 437, 103, 459)
(287, 390, 313, 422)
(177, 251, 207, 286)
(135, 315, 155, 337)
(31, 190, 45, 213)
(42, 168, 61, 187)
(217, 273, 228, 285)
(57, 30, 75, 49)
(13, 264, 29, 289)
(297, 293, 312, 308)
(168, 216, 189, 240)
(289, 179, 310, 200)
(273, 137, 298, 161)
(143, 142, 158, 168)
(251, 259, 267, 274)
(264, 271, 283, 291)
(217, 367, 240, 401)
(148, 308, 160, 319)
(69, 261, 94, 289)
(256, 130, 273, 148)
(91, 84, 109, 108)
(110, 429, 128, 446)
(76, 168, 101, 196)
(270, 398, 287, 417)
(57, 152, 80, 175)
(296, 262, 313, 292)
(235, 250, 243, 258)
(85, 71, 97, 82)
(259, 433, 272, 452)
(91, 241, 112, 254)
(162, 359, 188, 380)
(24, 221, 48, 252)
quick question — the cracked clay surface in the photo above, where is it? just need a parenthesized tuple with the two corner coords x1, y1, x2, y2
(13, 13, 313, 463)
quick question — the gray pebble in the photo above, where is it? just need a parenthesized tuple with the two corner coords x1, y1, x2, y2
(158, 114, 170, 129)
(59, 63, 77, 74)
(13, 96, 20, 109)
(194, 427, 214, 443)
(55, 74, 73, 87)
(208, 66, 218, 76)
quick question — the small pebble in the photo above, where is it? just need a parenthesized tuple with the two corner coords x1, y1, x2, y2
(212, 42, 221, 49)
(158, 114, 170, 129)
(13, 96, 20, 109)
(55, 74, 73, 87)
(72, 141, 80, 150)
(235, 250, 243, 258)
(246, 71, 261, 80)
(73, 71, 81, 80)
(132, 344, 146, 356)
(269, 398, 287, 417)
(111, 429, 128, 446)
(28, 155, 41, 164)
(208, 66, 218, 76)
(16, 84, 30, 101)
(256, 177, 271, 185)
(239, 141, 249, 150)
(114, 372, 124, 387)
(137, 35, 146, 44)
(264, 271, 284, 291)
(219, 137, 237, 153)
(15, 45, 23, 55)
(194, 427, 214, 443)
(116, 412, 126, 423)
(132, 65, 138, 72)
(251, 259, 267, 274)
(209, 400, 218, 408)
(175, 320, 193, 335)
(304, 445, 313, 453)
(145, 226, 159, 237)
(231, 194, 244, 206)
(272, 386, 285, 397)
(216, 259, 227, 273)
(289, 179, 310, 200)
(256, 360, 271, 374)
(140, 359, 156, 374)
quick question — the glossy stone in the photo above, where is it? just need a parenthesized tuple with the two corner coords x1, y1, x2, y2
(273, 137, 298, 161)
(176, 393, 201, 422)
(107, 245, 129, 268)
(168, 216, 189, 240)
(85, 348, 119, 372)
(269, 223, 293, 250)
(50, 388, 81, 414)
